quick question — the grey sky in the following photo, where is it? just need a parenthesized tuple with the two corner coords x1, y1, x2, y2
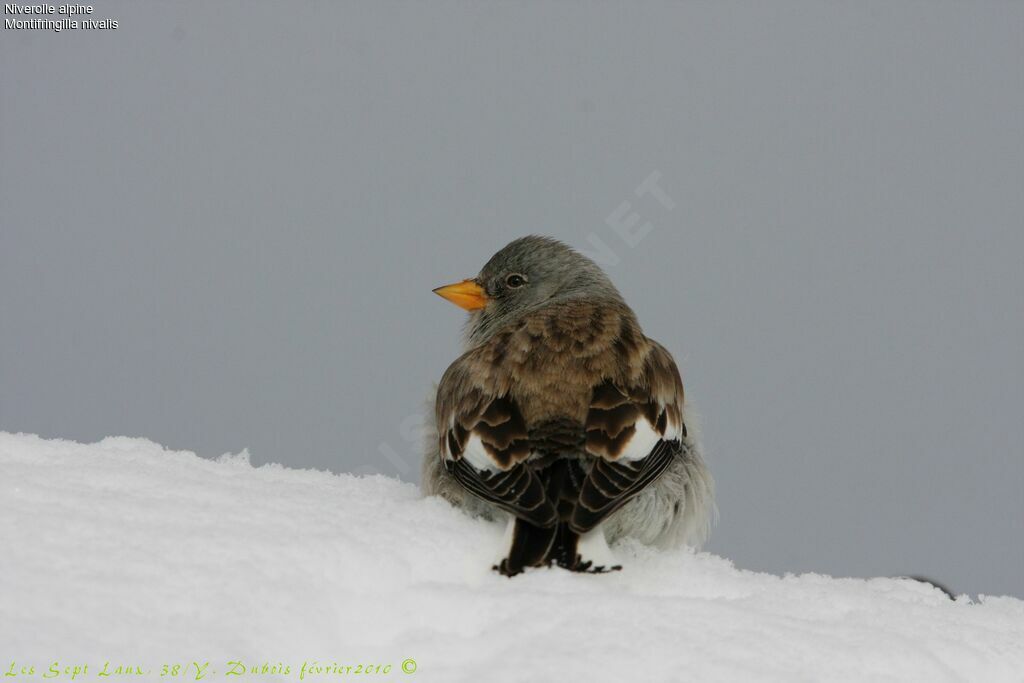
(2, 1, 1022, 598)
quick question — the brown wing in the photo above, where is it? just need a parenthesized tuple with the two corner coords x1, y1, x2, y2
(572, 342, 686, 533)
(436, 353, 557, 527)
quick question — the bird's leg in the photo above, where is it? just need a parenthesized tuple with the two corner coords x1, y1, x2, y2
(493, 516, 557, 577)
(568, 526, 622, 574)
(492, 516, 527, 576)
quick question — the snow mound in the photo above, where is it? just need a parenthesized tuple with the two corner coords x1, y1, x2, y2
(2, 432, 1022, 682)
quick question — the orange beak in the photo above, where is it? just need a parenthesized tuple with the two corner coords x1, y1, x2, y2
(433, 279, 489, 311)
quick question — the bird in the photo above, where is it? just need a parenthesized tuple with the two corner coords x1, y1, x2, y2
(422, 236, 714, 576)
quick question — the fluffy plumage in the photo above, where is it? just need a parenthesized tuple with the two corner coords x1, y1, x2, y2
(423, 236, 714, 575)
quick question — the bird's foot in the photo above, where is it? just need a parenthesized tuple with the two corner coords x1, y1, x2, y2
(492, 559, 526, 577)
(566, 556, 622, 574)
(569, 526, 620, 573)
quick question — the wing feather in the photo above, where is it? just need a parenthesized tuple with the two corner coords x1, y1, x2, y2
(571, 342, 686, 533)
(437, 352, 557, 527)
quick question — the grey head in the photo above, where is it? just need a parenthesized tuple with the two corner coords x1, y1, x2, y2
(433, 235, 625, 345)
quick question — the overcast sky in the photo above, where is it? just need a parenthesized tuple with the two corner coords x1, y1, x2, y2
(2, 1, 1022, 598)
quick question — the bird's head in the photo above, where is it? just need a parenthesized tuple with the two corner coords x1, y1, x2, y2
(433, 235, 623, 344)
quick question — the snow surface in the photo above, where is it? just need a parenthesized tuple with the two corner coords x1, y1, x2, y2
(2, 432, 1023, 683)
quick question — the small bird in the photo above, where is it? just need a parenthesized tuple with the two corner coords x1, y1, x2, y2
(422, 236, 714, 576)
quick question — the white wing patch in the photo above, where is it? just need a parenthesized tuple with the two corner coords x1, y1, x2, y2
(460, 433, 499, 472)
(618, 410, 681, 462)
(663, 414, 684, 442)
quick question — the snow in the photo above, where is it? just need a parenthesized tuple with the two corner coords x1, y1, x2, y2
(2, 432, 1022, 683)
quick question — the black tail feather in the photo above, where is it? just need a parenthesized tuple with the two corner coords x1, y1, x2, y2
(496, 519, 589, 576)
(548, 522, 580, 569)
(495, 456, 618, 576)
(496, 518, 557, 576)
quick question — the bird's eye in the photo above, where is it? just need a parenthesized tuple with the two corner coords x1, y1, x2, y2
(505, 274, 527, 288)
